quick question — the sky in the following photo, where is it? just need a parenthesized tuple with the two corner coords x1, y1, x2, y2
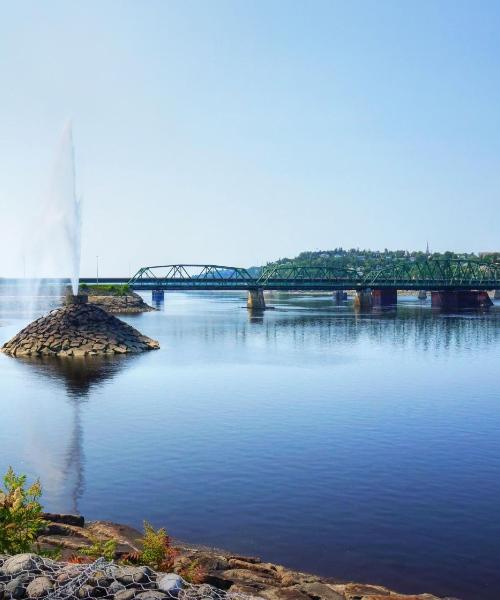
(0, 0, 499, 277)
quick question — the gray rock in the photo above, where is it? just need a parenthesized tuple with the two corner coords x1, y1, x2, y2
(77, 585, 95, 599)
(5, 575, 30, 599)
(3, 555, 41, 576)
(113, 566, 152, 585)
(114, 591, 137, 600)
(134, 593, 166, 600)
(109, 581, 126, 594)
(26, 577, 53, 598)
(157, 574, 183, 596)
(297, 583, 344, 600)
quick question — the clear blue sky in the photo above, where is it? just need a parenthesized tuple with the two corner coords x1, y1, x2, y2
(0, 1, 498, 277)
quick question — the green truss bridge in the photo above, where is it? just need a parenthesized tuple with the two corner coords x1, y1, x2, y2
(123, 260, 500, 310)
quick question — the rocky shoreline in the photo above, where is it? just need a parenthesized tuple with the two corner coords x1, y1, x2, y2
(25, 514, 456, 600)
(87, 293, 155, 315)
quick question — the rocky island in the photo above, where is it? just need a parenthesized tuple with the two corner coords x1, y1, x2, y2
(1, 295, 159, 357)
(81, 285, 155, 314)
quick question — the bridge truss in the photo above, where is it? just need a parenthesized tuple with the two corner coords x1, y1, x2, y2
(128, 260, 500, 292)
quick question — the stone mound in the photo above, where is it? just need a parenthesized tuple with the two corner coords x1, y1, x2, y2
(88, 291, 155, 314)
(1, 303, 159, 357)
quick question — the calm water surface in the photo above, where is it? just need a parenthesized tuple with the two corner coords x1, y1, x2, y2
(0, 292, 499, 600)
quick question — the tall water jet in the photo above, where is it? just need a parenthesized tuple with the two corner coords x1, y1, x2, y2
(40, 121, 82, 295)
(0, 123, 82, 319)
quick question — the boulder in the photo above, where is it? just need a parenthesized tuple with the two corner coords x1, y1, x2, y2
(114, 591, 137, 600)
(2, 554, 42, 576)
(157, 574, 183, 596)
(134, 592, 166, 600)
(113, 566, 152, 585)
(5, 574, 30, 599)
(26, 576, 53, 598)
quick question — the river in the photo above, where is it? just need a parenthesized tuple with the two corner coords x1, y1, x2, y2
(0, 291, 499, 600)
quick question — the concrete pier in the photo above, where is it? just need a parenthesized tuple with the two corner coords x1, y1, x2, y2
(247, 288, 266, 310)
(418, 290, 427, 300)
(334, 290, 347, 303)
(354, 289, 373, 310)
(431, 290, 493, 310)
(372, 288, 397, 307)
(152, 290, 165, 304)
(495, 290, 500, 300)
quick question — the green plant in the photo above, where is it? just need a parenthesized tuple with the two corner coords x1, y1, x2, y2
(177, 559, 206, 584)
(36, 544, 62, 560)
(127, 522, 206, 581)
(138, 521, 178, 571)
(0, 467, 44, 554)
(79, 537, 117, 561)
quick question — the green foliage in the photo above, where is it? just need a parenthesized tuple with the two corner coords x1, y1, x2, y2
(267, 247, 479, 271)
(0, 467, 44, 554)
(79, 284, 130, 296)
(177, 559, 206, 584)
(135, 522, 206, 581)
(36, 544, 63, 560)
(139, 521, 178, 571)
(79, 537, 117, 561)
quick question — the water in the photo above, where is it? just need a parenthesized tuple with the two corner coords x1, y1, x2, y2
(18, 121, 81, 304)
(0, 291, 499, 600)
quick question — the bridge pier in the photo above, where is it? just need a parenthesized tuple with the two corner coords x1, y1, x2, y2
(152, 290, 164, 305)
(247, 288, 266, 310)
(354, 289, 372, 310)
(334, 290, 347, 303)
(372, 288, 398, 307)
(418, 290, 427, 300)
(431, 290, 493, 310)
(495, 290, 500, 300)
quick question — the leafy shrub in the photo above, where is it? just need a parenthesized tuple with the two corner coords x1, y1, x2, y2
(138, 521, 178, 571)
(123, 522, 206, 582)
(79, 284, 130, 297)
(0, 467, 44, 554)
(36, 544, 62, 560)
(78, 537, 117, 561)
(177, 559, 206, 584)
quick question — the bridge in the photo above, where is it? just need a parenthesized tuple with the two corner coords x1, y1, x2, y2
(121, 259, 500, 310)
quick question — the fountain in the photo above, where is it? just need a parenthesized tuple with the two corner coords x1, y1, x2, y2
(27, 121, 82, 302)
(1, 123, 159, 357)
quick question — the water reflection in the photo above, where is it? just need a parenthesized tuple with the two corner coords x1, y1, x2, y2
(15, 354, 136, 396)
(10, 355, 136, 513)
(164, 303, 500, 355)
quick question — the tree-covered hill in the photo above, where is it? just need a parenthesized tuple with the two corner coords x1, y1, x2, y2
(260, 248, 495, 272)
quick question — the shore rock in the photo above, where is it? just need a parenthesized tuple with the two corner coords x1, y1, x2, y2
(88, 293, 155, 314)
(1, 304, 159, 357)
(27, 518, 455, 600)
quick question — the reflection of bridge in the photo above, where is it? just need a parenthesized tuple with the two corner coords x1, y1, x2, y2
(121, 260, 500, 310)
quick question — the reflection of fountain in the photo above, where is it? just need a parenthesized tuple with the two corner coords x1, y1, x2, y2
(15, 355, 136, 512)
(62, 396, 85, 514)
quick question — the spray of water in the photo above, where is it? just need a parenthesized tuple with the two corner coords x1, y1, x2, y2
(29, 122, 82, 302)
(0, 122, 82, 320)
(42, 121, 82, 294)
